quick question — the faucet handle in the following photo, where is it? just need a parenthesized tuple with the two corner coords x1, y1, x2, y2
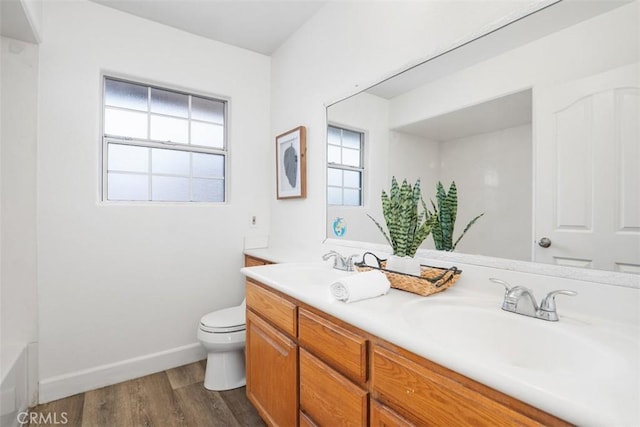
(489, 278, 513, 294)
(322, 250, 339, 259)
(539, 290, 577, 312)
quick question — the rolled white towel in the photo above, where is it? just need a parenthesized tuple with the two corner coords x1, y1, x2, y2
(330, 270, 391, 303)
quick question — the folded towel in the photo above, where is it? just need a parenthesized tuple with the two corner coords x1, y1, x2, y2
(330, 270, 391, 303)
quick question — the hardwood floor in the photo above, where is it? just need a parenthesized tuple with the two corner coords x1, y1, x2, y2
(27, 360, 265, 427)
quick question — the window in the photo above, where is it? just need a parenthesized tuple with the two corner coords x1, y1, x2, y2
(327, 125, 363, 206)
(102, 77, 227, 202)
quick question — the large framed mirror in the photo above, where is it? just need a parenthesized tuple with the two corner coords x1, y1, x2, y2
(326, 0, 639, 283)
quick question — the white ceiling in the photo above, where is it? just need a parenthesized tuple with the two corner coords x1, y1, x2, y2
(88, 0, 327, 55)
(395, 90, 532, 142)
(1, 0, 41, 43)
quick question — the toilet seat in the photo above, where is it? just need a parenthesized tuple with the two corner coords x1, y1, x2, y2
(200, 305, 245, 333)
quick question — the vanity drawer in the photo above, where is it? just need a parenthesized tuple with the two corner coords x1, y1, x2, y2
(300, 348, 368, 426)
(372, 345, 552, 427)
(370, 401, 415, 427)
(298, 308, 368, 384)
(246, 280, 297, 338)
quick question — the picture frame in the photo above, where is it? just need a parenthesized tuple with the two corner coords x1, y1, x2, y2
(276, 126, 306, 199)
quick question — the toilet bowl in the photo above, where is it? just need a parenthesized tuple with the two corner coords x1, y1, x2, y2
(197, 299, 246, 391)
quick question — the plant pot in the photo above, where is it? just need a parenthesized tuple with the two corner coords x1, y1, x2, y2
(386, 255, 421, 276)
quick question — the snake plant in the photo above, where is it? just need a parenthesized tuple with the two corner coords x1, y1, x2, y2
(428, 181, 484, 251)
(367, 177, 434, 257)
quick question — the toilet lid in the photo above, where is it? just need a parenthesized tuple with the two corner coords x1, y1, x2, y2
(200, 305, 246, 333)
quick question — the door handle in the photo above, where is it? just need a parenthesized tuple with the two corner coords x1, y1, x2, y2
(538, 237, 552, 248)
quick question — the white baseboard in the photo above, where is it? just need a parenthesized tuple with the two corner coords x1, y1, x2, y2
(38, 343, 206, 404)
(27, 342, 38, 407)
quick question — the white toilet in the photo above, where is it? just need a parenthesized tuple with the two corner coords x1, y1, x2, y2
(197, 299, 246, 391)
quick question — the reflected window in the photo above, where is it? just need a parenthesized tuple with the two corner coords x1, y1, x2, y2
(327, 125, 363, 206)
(102, 77, 227, 202)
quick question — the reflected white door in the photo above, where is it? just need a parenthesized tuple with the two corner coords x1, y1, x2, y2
(534, 63, 640, 273)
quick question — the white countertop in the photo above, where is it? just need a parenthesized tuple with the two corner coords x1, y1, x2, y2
(242, 247, 640, 426)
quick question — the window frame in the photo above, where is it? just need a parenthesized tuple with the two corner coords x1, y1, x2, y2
(100, 74, 230, 204)
(327, 123, 365, 207)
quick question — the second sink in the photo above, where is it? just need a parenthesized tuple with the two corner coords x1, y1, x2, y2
(402, 299, 636, 379)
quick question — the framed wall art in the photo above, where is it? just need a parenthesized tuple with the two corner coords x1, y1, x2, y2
(276, 126, 306, 199)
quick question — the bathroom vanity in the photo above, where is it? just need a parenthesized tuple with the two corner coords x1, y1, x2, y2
(241, 254, 639, 426)
(245, 277, 569, 426)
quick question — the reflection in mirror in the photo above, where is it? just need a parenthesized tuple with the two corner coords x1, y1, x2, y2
(327, 125, 364, 207)
(326, 0, 639, 274)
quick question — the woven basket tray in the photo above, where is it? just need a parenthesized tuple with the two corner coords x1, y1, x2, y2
(354, 252, 461, 297)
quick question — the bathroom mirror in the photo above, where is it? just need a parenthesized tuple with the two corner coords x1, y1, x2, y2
(326, 0, 639, 275)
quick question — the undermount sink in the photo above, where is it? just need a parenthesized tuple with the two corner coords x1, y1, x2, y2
(402, 299, 636, 378)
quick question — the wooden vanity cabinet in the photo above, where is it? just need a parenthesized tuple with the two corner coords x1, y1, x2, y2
(245, 280, 298, 427)
(244, 254, 272, 267)
(244, 277, 571, 427)
(298, 308, 369, 425)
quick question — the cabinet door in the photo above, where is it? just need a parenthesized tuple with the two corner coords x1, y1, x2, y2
(246, 310, 298, 427)
(300, 348, 368, 426)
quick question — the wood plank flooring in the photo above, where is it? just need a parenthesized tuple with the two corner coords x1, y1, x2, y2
(27, 360, 265, 427)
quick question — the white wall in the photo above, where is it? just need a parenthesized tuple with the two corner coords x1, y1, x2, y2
(37, 0, 270, 402)
(388, 132, 440, 190)
(1, 35, 39, 416)
(270, 1, 543, 252)
(439, 124, 532, 260)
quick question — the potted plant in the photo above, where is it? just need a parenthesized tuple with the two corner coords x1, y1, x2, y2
(428, 181, 484, 251)
(368, 177, 433, 275)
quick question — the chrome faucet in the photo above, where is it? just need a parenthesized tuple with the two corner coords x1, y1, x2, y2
(322, 250, 358, 271)
(489, 278, 577, 322)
